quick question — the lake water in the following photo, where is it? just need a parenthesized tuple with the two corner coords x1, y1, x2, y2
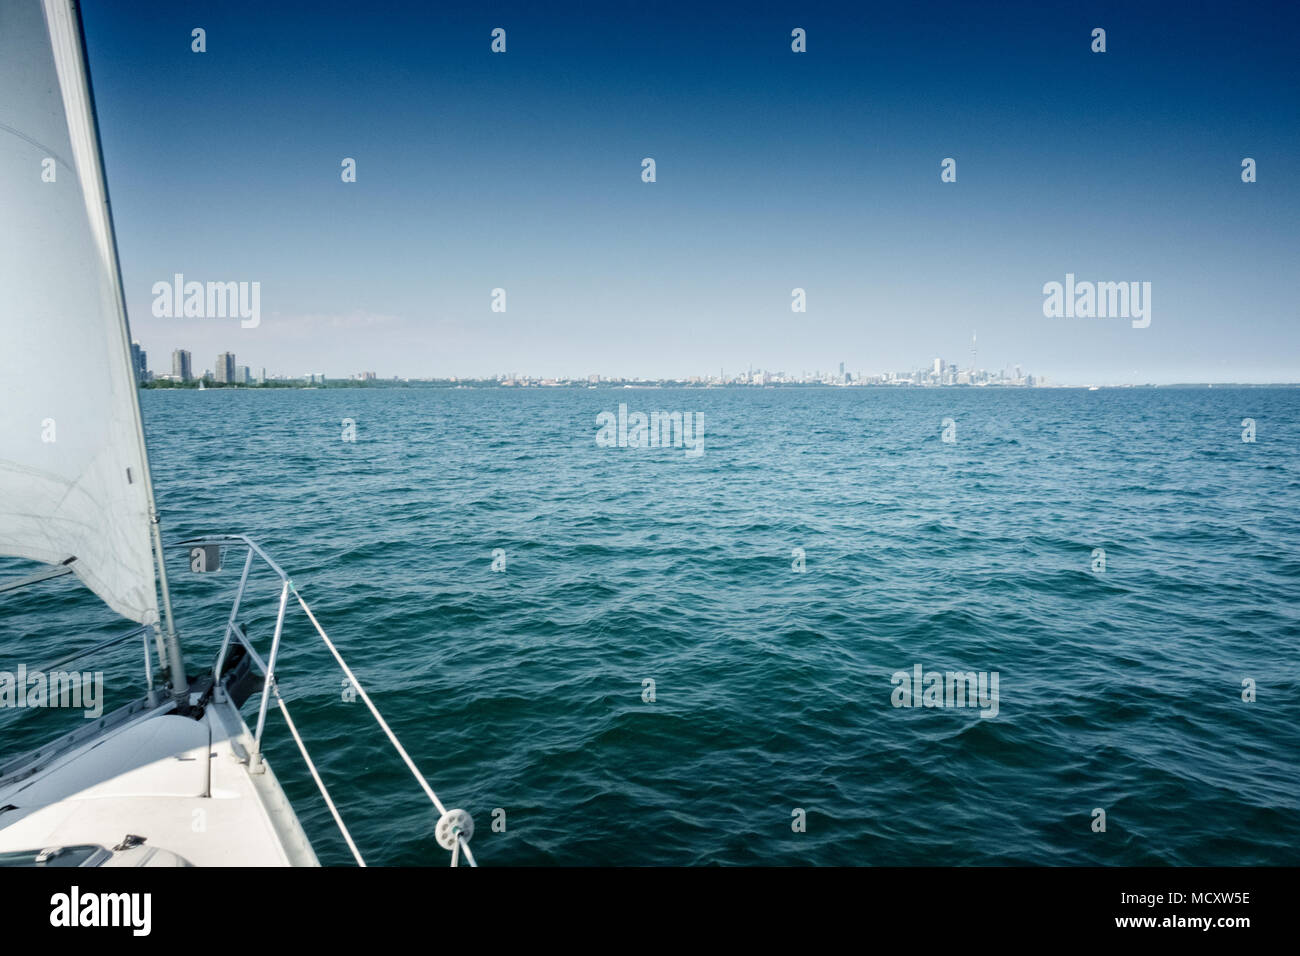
(3, 385, 1298, 865)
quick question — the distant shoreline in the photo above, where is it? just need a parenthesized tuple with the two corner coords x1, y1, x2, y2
(140, 381, 1300, 391)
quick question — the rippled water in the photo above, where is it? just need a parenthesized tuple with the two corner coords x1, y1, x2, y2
(4, 386, 1299, 865)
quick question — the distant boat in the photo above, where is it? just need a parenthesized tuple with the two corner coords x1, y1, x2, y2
(0, 0, 475, 868)
(198, 381, 206, 390)
(1088, 386, 1099, 391)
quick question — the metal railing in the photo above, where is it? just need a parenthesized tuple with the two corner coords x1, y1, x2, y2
(171, 534, 477, 867)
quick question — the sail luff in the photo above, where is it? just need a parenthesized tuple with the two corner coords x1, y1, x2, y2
(55, 0, 187, 692)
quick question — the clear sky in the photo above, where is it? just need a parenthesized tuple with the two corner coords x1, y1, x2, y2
(82, 0, 1299, 384)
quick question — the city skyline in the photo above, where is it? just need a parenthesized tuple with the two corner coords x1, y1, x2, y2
(138, 335, 1300, 388)
(128, 327, 1300, 387)
(137, 336, 1056, 386)
(132, 339, 1087, 388)
(131, 330, 1300, 387)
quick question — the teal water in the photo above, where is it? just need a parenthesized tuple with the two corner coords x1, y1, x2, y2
(3, 387, 1299, 865)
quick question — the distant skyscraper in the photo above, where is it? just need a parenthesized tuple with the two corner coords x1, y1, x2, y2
(171, 348, 192, 382)
(215, 352, 236, 384)
(237, 365, 251, 385)
(130, 341, 147, 382)
(256, 367, 266, 385)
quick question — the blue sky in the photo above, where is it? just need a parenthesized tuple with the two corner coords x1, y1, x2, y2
(82, 0, 1300, 383)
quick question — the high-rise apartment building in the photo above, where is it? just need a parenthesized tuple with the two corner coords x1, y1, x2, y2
(171, 348, 192, 382)
(130, 342, 148, 382)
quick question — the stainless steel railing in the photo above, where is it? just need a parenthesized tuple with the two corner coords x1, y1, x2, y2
(171, 534, 477, 867)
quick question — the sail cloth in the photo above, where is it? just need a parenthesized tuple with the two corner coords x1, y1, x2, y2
(0, 0, 161, 624)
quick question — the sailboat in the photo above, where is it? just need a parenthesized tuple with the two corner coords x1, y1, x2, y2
(0, 0, 475, 867)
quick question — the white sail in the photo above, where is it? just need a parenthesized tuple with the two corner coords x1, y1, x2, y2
(0, 0, 161, 624)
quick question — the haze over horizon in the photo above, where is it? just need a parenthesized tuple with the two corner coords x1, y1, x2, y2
(81, 0, 1299, 386)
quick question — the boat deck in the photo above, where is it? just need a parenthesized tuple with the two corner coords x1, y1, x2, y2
(0, 696, 318, 866)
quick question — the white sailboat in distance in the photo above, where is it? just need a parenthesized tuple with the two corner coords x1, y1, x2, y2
(0, 0, 475, 867)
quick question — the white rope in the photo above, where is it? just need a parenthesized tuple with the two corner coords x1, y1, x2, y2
(291, 584, 477, 868)
(271, 681, 367, 866)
